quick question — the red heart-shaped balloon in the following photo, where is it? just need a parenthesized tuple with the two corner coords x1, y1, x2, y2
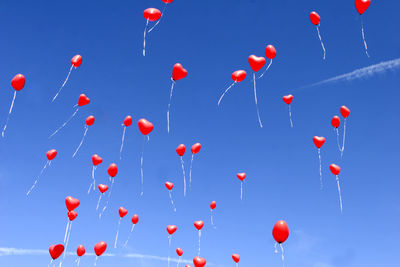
(172, 63, 188, 81)
(310, 11, 321, 25)
(265, 45, 277, 60)
(119, 207, 128, 218)
(49, 244, 64, 260)
(210, 201, 216, 210)
(78, 94, 90, 106)
(194, 220, 204, 230)
(47, 149, 58, 161)
(77, 245, 85, 257)
(124, 116, 133, 127)
(176, 248, 183, 257)
(237, 173, 246, 181)
(355, 0, 370, 15)
(232, 254, 240, 263)
(94, 241, 107, 257)
(176, 144, 186, 157)
(71, 55, 82, 68)
(193, 256, 206, 267)
(167, 225, 177, 235)
(330, 164, 341, 175)
(92, 154, 103, 166)
(331, 116, 341, 128)
(131, 214, 139, 224)
(68, 210, 78, 221)
(248, 55, 266, 72)
(98, 184, 109, 193)
(340, 106, 351, 118)
(165, 182, 174, 191)
(65, 196, 80, 211)
(231, 70, 247, 83)
(138, 118, 154, 135)
(108, 163, 118, 177)
(282, 95, 293, 105)
(11, 74, 25, 91)
(143, 8, 162, 22)
(162, 0, 174, 3)
(191, 143, 201, 154)
(272, 220, 289, 244)
(313, 136, 326, 149)
(86, 115, 95, 126)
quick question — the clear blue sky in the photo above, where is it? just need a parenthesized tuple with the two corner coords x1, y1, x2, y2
(0, 0, 399, 266)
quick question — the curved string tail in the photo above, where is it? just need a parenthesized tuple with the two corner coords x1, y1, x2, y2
(336, 175, 343, 213)
(168, 191, 176, 212)
(258, 59, 273, 79)
(316, 25, 326, 60)
(198, 230, 201, 256)
(148, 3, 168, 33)
(217, 81, 236, 106)
(167, 79, 176, 133)
(288, 104, 293, 128)
(26, 160, 50, 196)
(96, 194, 102, 211)
(180, 157, 187, 197)
(143, 19, 149, 56)
(189, 154, 194, 189)
(253, 73, 263, 128)
(280, 243, 285, 267)
(317, 149, 323, 189)
(240, 181, 243, 200)
(76, 257, 81, 267)
(72, 126, 89, 158)
(176, 257, 181, 267)
(360, 16, 370, 57)
(341, 119, 347, 158)
(53, 65, 74, 102)
(2, 91, 17, 138)
(123, 224, 136, 248)
(88, 166, 97, 194)
(114, 218, 122, 248)
(120, 126, 127, 159)
(49, 107, 79, 139)
(335, 128, 342, 154)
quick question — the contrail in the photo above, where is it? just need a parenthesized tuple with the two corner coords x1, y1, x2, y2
(299, 58, 400, 89)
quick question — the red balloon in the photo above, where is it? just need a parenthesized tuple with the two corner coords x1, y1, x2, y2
(77, 245, 85, 257)
(143, 8, 162, 21)
(78, 94, 90, 106)
(119, 207, 128, 218)
(11, 74, 25, 91)
(94, 241, 107, 257)
(331, 116, 341, 128)
(162, 0, 174, 3)
(313, 136, 326, 149)
(355, 0, 371, 15)
(193, 256, 206, 267)
(282, 95, 293, 105)
(191, 143, 201, 154)
(124, 116, 133, 127)
(265, 45, 277, 60)
(194, 220, 204, 230)
(232, 254, 240, 263)
(172, 63, 188, 81)
(165, 182, 174, 191)
(237, 173, 246, 181)
(176, 248, 183, 256)
(47, 149, 58, 161)
(330, 164, 341, 175)
(340, 106, 351, 118)
(138, 118, 154, 135)
(272, 220, 289, 244)
(210, 201, 216, 210)
(71, 55, 82, 68)
(232, 70, 247, 83)
(108, 163, 118, 177)
(310, 11, 321, 25)
(65, 196, 80, 211)
(167, 225, 177, 235)
(49, 244, 64, 260)
(248, 55, 266, 72)
(176, 144, 186, 157)
(131, 214, 139, 224)
(98, 184, 109, 194)
(86, 115, 95, 126)
(68, 210, 78, 221)
(92, 154, 103, 166)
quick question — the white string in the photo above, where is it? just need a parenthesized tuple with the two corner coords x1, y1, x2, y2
(341, 118, 347, 158)
(240, 181, 243, 200)
(63, 221, 70, 243)
(217, 81, 236, 106)
(123, 224, 136, 248)
(2, 91, 17, 138)
(120, 126, 127, 159)
(26, 160, 50, 196)
(52, 65, 74, 102)
(148, 3, 168, 33)
(88, 166, 97, 194)
(317, 149, 323, 189)
(48, 259, 53, 267)
(189, 154, 194, 189)
(96, 193, 103, 211)
(114, 218, 122, 248)
(335, 128, 342, 154)
(49, 107, 79, 139)
(316, 25, 326, 60)
(176, 257, 181, 267)
(62, 221, 73, 262)
(94, 256, 98, 266)
(360, 17, 370, 58)
(169, 191, 176, 212)
(280, 243, 285, 267)
(140, 136, 147, 196)
(167, 79, 176, 133)
(336, 175, 343, 213)
(72, 126, 88, 158)
(143, 20, 149, 56)
(198, 230, 201, 256)
(168, 235, 172, 267)
(288, 104, 293, 128)
(180, 157, 186, 197)
(258, 59, 273, 79)
(253, 73, 263, 128)
(210, 210, 214, 226)
(76, 257, 81, 267)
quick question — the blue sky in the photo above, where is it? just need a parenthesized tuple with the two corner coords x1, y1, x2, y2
(0, 0, 399, 266)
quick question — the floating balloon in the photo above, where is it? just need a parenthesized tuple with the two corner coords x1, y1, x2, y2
(194, 221, 204, 256)
(72, 115, 95, 158)
(340, 106, 351, 157)
(167, 225, 178, 267)
(2, 74, 25, 138)
(138, 118, 154, 196)
(142, 8, 162, 56)
(310, 12, 326, 60)
(282, 95, 294, 128)
(167, 63, 188, 133)
(258, 45, 276, 79)
(193, 256, 206, 267)
(124, 214, 139, 247)
(355, 0, 371, 57)
(49, 94, 90, 138)
(313, 136, 326, 188)
(63, 196, 80, 259)
(330, 164, 343, 212)
(65, 196, 80, 211)
(165, 182, 176, 212)
(89, 154, 103, 194)
(237, 173, 246, 200)
(217, 70, 247, 106)
(232, 254, 240, 266)
(99, 163, 118, 218)
(94, 241, 107, 266)
(189, 143, 201, 189)
(176, 248, 183, 267)
(52, 55, 82, 102)
(115, 207, 128, 248)
(96, 184, 109, 211)
(49, 244, 64, 266)
(176, 144, 187, 196)
(272, 220, 289, 265)
(120, 115, 133, 159)
(248, 55, 266, 128)
(331, 115, 342, 153)
(76, 245, 85, 266)
(210, 201, 216, 227)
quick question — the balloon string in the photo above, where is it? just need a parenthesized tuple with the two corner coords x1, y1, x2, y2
(169, 191, 176, 212)
(120, 126, 127, 159)
(180, 157, 187, 197)
(360, 16, 370, 58)
(217, 81, 236, 106)
(288, 104, 293, 128)
(189, 154, 194, 190)
(316, 25, 326, 60)
(89, 166, 97, 194)
(100, 178, 115, 218)
(198, 230, 201, 256)
(49, 107, 79, 139)
(335, 128, 342, 154)
(72, 126, 89, 158)
(167, 79, 176, 133)
(96, 193, 103, 211)
(240, 181, 243, 200)
(253, 73, 263, 128)
(274, 243, 278, 254)
(143, 19, 149, 56)
(317, 148, 323, 189)
(341, 119, 347, 158)
(258, 59, 273, 79)
(63, 221, 73, 261)
(210, 210, 214, 226)
(26, 160, 50, 196)
(336, 175, 343, 213)
(114, 218, 122, 248)
(176, 256, 181, 267)
(280, 243, 285, 267)
(52, 65, 74, 102)
(48, 259, 53, 267)
(76, 257, 81, 267)
(140, 136, 146, 196)
(123, 224, 136, 248)
(94, 256, 98, 266)
(148, 3, 168, 33)
(63, 221, 70, 243)
(168, 235, 171, 267)
(2, 91, 17, 138)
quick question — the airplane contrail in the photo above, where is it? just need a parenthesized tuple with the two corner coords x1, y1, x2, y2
(299, 58, 400, 89)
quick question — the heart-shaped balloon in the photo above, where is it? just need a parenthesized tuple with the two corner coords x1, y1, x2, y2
(191, 143, 201, 154)
(138, 118, 154, 135)
(108, 163, 118, 177)
(194, 220, 204, 230)
(355, 0, 370, 15)
(49, 244, 64, 260)
(330, 164, 341, 175)
(232, 254, 240, 263)
(340, 106, 351, 118)
(172, 63, 188, 81)
(78, 94, 90, 106)
(47, 149, 58, 161)
(282, 95, 293, 105)
(313, 136, 326, 149)
(331, 116, 341, 128)
(94, 241, 107, 256)
(68, 210, 78, 221)
(11, 74, 25, 91)
(237, 173, 246, 181)
(272, 220, 289, 244)
(86, 115, 95, 126)
(210, 201, 216, 210)
(162, 0, 174, 3)
(231, 70, 247, 83)
(248, 55, 266, 72)
(265, 45, 277, 60)
(165, 182, 174, 191)
(143, 8, 162, 21)
(310, 11, 321, 25)
(193, 256, 206, 267)
(124, 116, 133, 127)
(167, 225, 177, 235)
(176, 248, 183, 257)
(71, 55, 82, 68)
(65, 196, 80, 211)
(77, 245, 85, 257)
(98, 184, 109, 194)
(176, 144, 186, 157)
(119, 207, 128, 218)
(92, 154, 103, 166)
(131, 214, 139, 224)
